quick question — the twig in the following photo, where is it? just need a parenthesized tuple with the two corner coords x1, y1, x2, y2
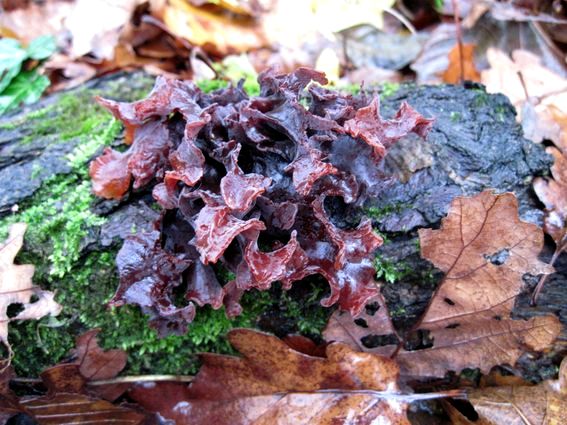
(531, 243, 565, 305)
(89, 375, 194, 385)
(12, 374, 194, 386)
(384, 7, 416, 34)
(451, 0, 464, 83)
(271, 388, 467, 402)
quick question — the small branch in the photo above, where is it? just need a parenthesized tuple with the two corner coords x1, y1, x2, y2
(298, 388, 467, 402)
(384, 7, 416, 34)
(531, 245, 564, 305)
(89, 375, 193, 385)
(451, 0, 464, 83)
(12, 374, 194, 386)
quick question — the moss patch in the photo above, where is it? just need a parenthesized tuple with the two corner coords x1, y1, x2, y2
(373, 255, 412, 284)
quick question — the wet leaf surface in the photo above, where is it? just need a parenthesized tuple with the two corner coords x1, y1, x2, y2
(128, 328, 410, 425)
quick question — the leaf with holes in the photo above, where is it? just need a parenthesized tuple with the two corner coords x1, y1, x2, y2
(0, 223, 61, 366)
(324, 191, 561, 377)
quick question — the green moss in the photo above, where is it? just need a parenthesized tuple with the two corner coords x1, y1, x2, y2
(390, 306, 407, 318)
(0, 175, 105, 278)
(373, 255, 411, 284)
(473, 88, 489, 107)
(380, 82, 400, 98)
(197, 79, 229, 93)
(365, 203, 407, 221)
(197, 78, 260, 96)
(450, 111, 461, 122)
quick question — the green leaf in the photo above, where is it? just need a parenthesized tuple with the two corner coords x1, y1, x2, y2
(0, 38, 27, 93)
(0, 70, 50, 115)
(26, 35, 57, 60)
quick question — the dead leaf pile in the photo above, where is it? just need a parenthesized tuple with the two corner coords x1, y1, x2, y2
(0, 223, 61, 367)
(324, 191, 561, 377)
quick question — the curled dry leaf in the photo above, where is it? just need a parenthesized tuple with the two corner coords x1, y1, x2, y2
(0, 223, 61, 365)
(128, 328, 411, 425)
(324, 191, 561, 377)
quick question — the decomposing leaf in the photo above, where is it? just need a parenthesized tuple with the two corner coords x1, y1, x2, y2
(71, 329, 128, 381)
(465, 357, 567, 425)
(323, 294, 399, 357)
(441, 43, 481, 83)
(128, 328, 411, 425)
(0, 223, 61, 365)
(324, 191, 561, 377)
(163, 0, 267, 56)
(63, 0, 140, 60)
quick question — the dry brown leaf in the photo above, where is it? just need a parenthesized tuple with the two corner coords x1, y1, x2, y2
(467, 357, 567, 425)
(163, 0, 267, 56)
(324, 191, 561, 377)
(401, 191, 559, 376)
(0, 223, 62, 366)
(129, 328, 411, 425)
(442, 43, 481, 84)
(0, 0, 73, 43)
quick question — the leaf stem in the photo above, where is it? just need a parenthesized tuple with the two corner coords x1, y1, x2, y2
(451, 0, 464, 83)
(531, 246, 563, 305)
(11, 374, 194, 386)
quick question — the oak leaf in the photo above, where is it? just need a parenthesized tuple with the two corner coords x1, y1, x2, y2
(0, 223, 61, 366)
(128, 328, 411, 425)
(324, 191, 561, 377)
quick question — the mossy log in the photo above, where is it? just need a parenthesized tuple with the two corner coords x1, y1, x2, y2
(0, 72, 564, 381)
